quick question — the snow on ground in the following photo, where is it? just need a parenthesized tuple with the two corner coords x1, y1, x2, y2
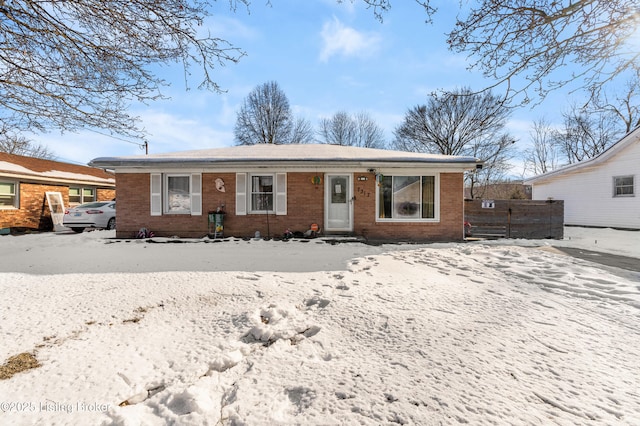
(0, 227, 639, 425)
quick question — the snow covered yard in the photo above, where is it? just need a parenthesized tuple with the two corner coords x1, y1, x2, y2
(0, 228, 639, 425)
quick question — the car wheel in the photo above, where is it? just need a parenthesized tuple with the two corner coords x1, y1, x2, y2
(71, 227, 84, 233)
(107, 218, 116, 230)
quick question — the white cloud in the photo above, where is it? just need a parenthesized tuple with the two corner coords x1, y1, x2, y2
(137, 110, 234, 153)
(30, 109, 236, 165)
(319, 17, 381, 62)
(200, 14, 259, 41)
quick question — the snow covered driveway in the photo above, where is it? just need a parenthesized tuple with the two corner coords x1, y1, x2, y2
(1, 231, 639, 425)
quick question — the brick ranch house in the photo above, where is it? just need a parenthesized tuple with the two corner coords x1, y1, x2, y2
(0, 152, 116, 232)
(90, 144, 482, 242)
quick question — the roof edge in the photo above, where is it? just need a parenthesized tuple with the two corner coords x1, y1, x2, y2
(0, 171, 116, 187)
(90, 156, 482, 169)
(524, 126, 640, 184)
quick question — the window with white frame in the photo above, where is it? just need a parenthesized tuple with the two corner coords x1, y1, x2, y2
(378, 175, 437, 220)
(69, 187, 81, 204)
(250, 175, 274, 212)
(614, 175, 634, 197)
(149, 173, 202, 216)
(69, 187, 96, 204)
(165, 174, 192, 213)
(0, 181, 18, 208)
(236, 173, 286, 216)
(83, 188, 96, 202)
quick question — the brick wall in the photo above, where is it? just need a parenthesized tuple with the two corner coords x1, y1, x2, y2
(353, 172, 463, 242)
(116, 172, 326, 238)
(0, 182, 116, 231)
(0, 183, 66, 230)
(115, 172, 465, 241)
(220, 172, 325, 238)
(116, 173, 214, 238)
(97, 188, 116, 202)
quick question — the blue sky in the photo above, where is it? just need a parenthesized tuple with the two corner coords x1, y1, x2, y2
(33, 1, 591, 175)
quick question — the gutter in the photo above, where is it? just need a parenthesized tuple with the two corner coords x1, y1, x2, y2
(89, 158, 482, 170)
(0, 171, 115, 187)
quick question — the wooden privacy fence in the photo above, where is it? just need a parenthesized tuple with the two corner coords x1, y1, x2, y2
(464, 199, 564, 239)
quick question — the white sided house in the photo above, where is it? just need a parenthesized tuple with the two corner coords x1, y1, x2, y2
(525, 127, 640, 230)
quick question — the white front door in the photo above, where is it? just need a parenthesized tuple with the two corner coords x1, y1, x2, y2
(325, 174, 353, 232)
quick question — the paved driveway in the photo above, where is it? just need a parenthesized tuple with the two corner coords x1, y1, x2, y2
(552, 246, 640, 273)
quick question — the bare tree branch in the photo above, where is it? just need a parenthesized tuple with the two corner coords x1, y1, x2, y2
(235, 81, 312, 145)
(0, 124, 55, 159)
(523, 118, 559, 175)
(290, 117, 315, 144)
(318, 111, 386, 148)
(591, 76, 640, 133)
(447, 0, 640, 105)
(553, 103, 622, 164)
(392, 87, 516, 198)
(0, 0, 248, 140)
(342, 0, 436, 22)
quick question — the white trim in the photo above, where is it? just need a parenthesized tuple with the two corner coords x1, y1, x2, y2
(275, 173, 287, 215)
(68, 186, 98, 205)
(45, 191, 66, 231)
(164, 173, 192, 214)
(150, 174, 162, 216)
(190, 173, 202, 215)
(112, 165, 471, 174)
(375, 173, 441, 223)
(324, 173, 353, 232)
(525, 126, 640, 185)
(613, 174, 635, 197)
(90, 143, 481, 171)
(0, 179, 19, 210)
(235, 173, 247, 216)
(0, 171, 114, 187)
(248, 173, 275, 214)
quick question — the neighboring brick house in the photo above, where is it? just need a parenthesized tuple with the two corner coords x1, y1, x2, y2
(0, 152, 115, 231)
(90, 144, 481, 242)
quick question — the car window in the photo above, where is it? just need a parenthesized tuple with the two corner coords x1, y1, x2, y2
(78, 202, 109, 208)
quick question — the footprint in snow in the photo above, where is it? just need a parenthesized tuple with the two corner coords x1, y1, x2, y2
(305, 296, 330, 309)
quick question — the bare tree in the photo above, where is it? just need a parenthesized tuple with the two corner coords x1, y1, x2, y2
(0, 0, 247, 141)
(393, 88, 512, 155)
(393, 87, 516, 199)
(445, 0, 639, 105)
(523, 118, 559, 176)
(319, 112, 355, 146)
(235, 81, 313, 145)
(0, 125, 55, 159)
(591, 77, 640, 134)
(290, 117, 315, 144)
(553, 105, 621, 164)
(353, 112, 386, 148)
(353, 1, 638, 105)
(5, 0, 637, 144)
(318, 111, 386, 148)
(350, 0, 436, 22)
(522, 86, 636, 175)
(465, 134, 516, 199)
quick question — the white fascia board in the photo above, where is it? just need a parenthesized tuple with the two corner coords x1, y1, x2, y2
(525, 127, 640, 185)
(0, 171, 115, 187)
(114, 161, 477, 175)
